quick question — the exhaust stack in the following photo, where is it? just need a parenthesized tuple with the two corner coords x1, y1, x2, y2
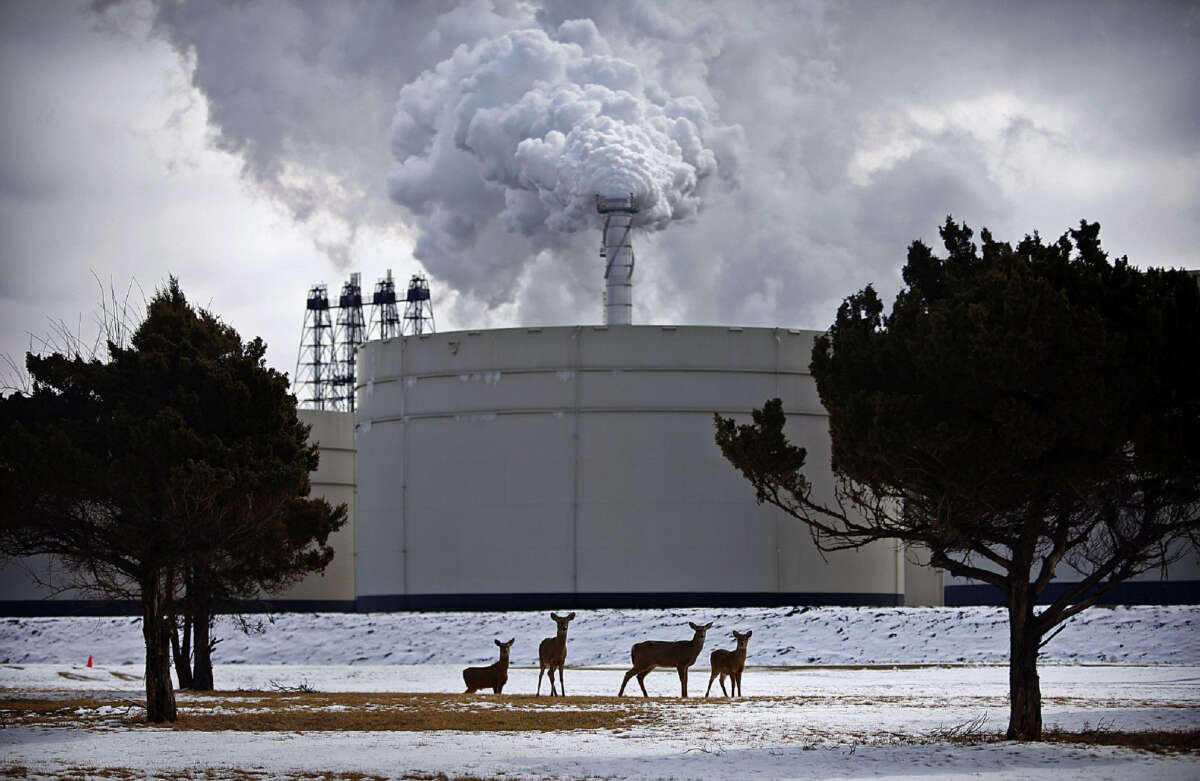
(596, 193, 639, 325)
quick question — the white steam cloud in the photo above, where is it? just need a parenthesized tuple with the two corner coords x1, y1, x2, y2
(388, 21, 741, 282)
(134, 0, 1200, 330)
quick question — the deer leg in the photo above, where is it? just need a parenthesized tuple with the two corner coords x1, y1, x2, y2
(619, 667, 638, 696)
(637, 669, 651, 698)
(734, 671, 741, 697)
(719, 673, 729, 697)
(549, 664, 559, 696)
(558, 665, 566, 697)
(537, 664, 545, 696)
(705, 669, 718, 697)
(678, 665, 689, 698)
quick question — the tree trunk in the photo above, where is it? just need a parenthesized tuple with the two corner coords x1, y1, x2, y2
(170, 612, 194, 690)
(169, 567, 193, 689)
(191, 600, 215, 691)
(1006, 584, 1042, 741)
(141, 571, 178, 723)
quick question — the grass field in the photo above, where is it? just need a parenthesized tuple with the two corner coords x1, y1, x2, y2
(3, 607, 1199, 778)
(3, 663, 1199, 779)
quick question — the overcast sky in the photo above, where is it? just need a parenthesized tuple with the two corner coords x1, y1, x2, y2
(2, 0, 1197, 384)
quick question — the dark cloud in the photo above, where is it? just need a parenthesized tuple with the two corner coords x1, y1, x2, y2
(856, 141, 1011, 254)
(140, 0, 1200, 328)
(2, 0, 1198, 381)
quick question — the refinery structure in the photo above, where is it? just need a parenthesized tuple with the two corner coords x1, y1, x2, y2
(287, 191, 935, 611)
(346, 324, 932, 610)
(294, 271, 435, 412)
(2, 194, 1196, 614)
(205, 193, 1200, 611)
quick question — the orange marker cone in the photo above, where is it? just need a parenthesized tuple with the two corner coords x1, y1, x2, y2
(87, 655, 93, 668)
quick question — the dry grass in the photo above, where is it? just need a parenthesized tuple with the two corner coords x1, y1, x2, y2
(175, 692, 658, 732)
(0, 768, 501, 781)
(2, 691, 664, 733)
(928, 715, 1200, 754)
(1, 696, 146, 727)
(51, 769, 142, 781)
(1042, 726, 1200, 754)
(6, 690, 1197, 756)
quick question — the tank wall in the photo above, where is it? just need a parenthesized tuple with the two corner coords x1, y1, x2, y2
(355, 325, 904, 609)
(944, 544, 1200, 605)
(0, 555, 101, 606)
(271, 409, 356, 606)
(904, 545, 945, 607)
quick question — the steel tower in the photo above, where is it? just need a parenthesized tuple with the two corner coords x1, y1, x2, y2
(370, 269, 401, 340)
(331, 273, 366, 411)
(401, 274, 435, 336)
(294, 284, 334, 409)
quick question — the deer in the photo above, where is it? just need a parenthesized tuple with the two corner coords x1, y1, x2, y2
(618, 621, 712, 698)
(462, 638, 514, 694)
(537, 611, 576, 696)
(705, 629, 752, 698)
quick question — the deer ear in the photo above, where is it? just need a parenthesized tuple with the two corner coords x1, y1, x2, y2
(705, 622, 713, 629)
(567, 612, 576, 620)
(745, 630, 753, 638)
(688, 622, 699, 630)
(506, 638, 515, 646)
(495, 638, 502, 647)
(550, 612, 560, 620)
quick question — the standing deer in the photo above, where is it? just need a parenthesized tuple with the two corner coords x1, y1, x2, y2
(537, 611, 576, 696)
(705, 629, 752, 698)
(462, 638, 515, 694)
(618, 621, 712, 698)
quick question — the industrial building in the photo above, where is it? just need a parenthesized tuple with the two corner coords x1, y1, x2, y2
(292, 323, 1197, 612)
(350, 324, 931, 610)
(2, 197, 1196, 614)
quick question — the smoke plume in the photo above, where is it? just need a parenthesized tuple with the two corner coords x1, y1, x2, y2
(390, 22, 740, 244)
(136, 0, 1200, 329)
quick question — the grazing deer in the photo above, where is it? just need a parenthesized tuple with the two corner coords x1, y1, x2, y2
(462, 638, 514, 694)
(618, 621, 712, 698)
(705, 629, 752, 698)
(537, 611, 576, 696)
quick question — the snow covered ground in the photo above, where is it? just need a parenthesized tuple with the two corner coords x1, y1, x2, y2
(4, 604, 1197, 668)
(2, 605, 1198, 779)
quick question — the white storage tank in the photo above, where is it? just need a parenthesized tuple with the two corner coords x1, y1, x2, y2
(353, 325, 906, 610)
(274, 409, 357, 610)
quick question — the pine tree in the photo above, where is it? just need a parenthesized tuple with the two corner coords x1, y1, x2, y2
(0, 278, 346, 719)
(715, 219, 1200, 740)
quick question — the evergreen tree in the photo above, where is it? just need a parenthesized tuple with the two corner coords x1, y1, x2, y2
(131, 286, 345, 691)
(0, 279, 346, 719)
(715, 219, 1200, 740)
